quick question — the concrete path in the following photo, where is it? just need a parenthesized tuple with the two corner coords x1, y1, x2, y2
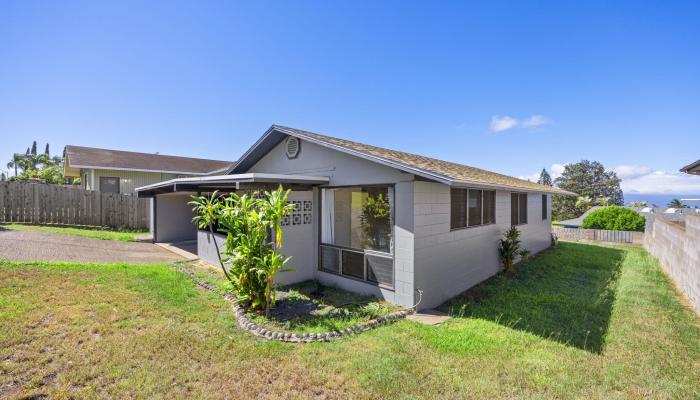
(406, 309, 450, 325)
(0, 229, 183, 264)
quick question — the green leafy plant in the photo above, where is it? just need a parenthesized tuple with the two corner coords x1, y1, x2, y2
(190, 186, 296, 315)
(498, 226, 529, 273)
(359, 193, 392, 251)
(581, 205, 645, 232)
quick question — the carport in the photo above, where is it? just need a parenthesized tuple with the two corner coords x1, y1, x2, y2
(136, 173, 329, 260)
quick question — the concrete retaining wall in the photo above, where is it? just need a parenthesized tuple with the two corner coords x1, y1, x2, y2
(644, 215, 700, 313)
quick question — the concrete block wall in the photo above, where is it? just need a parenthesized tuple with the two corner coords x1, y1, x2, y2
(413, 181, 552, 310)
(644, 215, 700, 314)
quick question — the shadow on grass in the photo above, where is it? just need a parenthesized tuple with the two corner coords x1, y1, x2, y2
(441, 241, 625, 353)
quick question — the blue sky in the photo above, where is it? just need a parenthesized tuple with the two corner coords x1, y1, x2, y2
(1, 1, 699, 194)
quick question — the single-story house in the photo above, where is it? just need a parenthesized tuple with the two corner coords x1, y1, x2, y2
(136, 125, 575, 310)
(680, 159, 700, 175)
(63, 145, 234, 195)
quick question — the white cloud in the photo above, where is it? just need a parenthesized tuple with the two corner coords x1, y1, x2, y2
(489, 115, 551, 132)
(617, 167, 700, 194)
(550, 163, 567, 180)
(614, 165, 653, 180)
(521, 115, 550, 128)
(490, 116, 519, 132)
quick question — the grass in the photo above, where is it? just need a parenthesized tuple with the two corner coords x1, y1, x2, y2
(1, 242, 698, 399)
(0, 223, 147, 241)
(245, 280, 400, 333)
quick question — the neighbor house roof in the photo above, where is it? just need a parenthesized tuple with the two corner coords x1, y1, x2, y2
(64, 145, 234, 176)
(552, 206, 603, 228)
(680, 159, 700, 175)
(230, 125, 576, 195)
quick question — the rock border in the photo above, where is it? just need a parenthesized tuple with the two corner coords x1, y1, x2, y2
(174, 263, 414, 343)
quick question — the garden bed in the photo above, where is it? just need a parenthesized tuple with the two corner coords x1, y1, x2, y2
(245, 280, 401, 333)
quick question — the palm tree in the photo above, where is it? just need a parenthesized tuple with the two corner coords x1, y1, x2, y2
(6, 153, 21, 176)
(668, 199, 687, 208)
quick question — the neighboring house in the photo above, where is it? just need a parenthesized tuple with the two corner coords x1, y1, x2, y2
(63, 145, 234, 195)
(136, 125, 575, 310)
(680, 159, 700, 175)
(552, 206, 603, 228)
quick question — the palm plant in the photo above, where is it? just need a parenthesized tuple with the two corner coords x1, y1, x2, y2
(498, 226, 529, 273)
(575, 196, 593, 213)
(190, 186, 295, 315)
(189, 191, 232, 282)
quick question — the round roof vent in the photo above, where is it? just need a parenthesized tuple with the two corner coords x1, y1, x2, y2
(285, 136, 300, 159)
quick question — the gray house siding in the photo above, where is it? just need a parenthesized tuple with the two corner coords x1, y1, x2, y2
(152, 193, 197, 243)
(245, 137, 417, 308)
(413, 181, 552, 309)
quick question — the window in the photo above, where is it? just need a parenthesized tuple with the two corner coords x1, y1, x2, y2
(320, 186, 394, 288)
(451, 188, 496, 229)
(99, 176, 120, 194)
(511, 192, 528, 225)
(542, 194, 548, 220)
(450, 188, 467, 229)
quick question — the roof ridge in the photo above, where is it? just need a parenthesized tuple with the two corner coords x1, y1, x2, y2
(64, 144, 233, 164)
(272, 124, 573, 195)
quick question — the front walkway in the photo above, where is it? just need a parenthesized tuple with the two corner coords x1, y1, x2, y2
(0, 229, 182, 264)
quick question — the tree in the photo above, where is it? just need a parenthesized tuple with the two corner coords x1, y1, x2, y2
(0, 172, 6, 181)
(628, 201, 647, 208)
(552, 160, 623, 220)
(667, 199, 688, 208)
(44, 143, 50, 156)
(30, 141, 37, 155)
(537, 168, 553, 186)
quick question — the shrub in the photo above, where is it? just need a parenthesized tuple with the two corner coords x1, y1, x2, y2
(190, 186, 296, 314)
(498, 226, 530, 272)
(581, 206, 645, 232)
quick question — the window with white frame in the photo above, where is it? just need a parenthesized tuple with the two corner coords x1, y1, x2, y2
(319, 186, 394, 288)
(450, 188, 496, 230)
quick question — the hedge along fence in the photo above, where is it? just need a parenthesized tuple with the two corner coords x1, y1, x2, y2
(0, 181, 150, 230)
(553, 226, 644, 244)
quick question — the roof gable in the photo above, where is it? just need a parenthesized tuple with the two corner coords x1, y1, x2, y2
(230, 125, 576, 195)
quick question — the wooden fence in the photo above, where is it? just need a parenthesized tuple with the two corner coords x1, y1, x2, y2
(553, 226, 644, 244)
(0, 181, 150, 230)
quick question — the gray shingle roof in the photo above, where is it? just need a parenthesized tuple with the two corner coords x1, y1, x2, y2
(64, 145, 234, 175)
(264, 125, 576, 195)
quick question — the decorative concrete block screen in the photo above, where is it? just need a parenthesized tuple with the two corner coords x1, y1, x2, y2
(0, 181, 150, 230)
(553, 226, 644, 244)
(644, 215, 700, 314)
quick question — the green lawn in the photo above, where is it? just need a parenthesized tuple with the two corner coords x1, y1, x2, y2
(0, 223, 147, 241)
(1, 242, 698, 399)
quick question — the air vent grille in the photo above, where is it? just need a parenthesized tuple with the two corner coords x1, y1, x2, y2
(285, 136, 300, 159)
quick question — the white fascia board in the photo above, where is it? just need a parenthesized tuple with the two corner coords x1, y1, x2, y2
(68, 165, 214, 176)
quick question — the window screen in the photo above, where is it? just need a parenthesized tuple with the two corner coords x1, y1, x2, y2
(468, 190, 483, 227)
(519, 193, 528, 224)
(483, 190, 496, 224)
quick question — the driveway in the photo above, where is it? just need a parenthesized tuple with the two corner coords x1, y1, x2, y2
(0, 229, 183, 264)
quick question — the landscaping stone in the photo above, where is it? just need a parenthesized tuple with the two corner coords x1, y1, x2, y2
(173, 261, 414, 343)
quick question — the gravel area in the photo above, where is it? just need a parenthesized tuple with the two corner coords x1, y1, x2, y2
(0, 229, 182, 264)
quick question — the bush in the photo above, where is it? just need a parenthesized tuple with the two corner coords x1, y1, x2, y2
(581, 206, 645, 232)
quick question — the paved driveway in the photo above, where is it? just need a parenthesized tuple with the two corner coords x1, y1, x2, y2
(0, 229, 183, 264)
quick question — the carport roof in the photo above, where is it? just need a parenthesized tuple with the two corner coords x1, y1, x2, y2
(135, 173, 330, 197)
